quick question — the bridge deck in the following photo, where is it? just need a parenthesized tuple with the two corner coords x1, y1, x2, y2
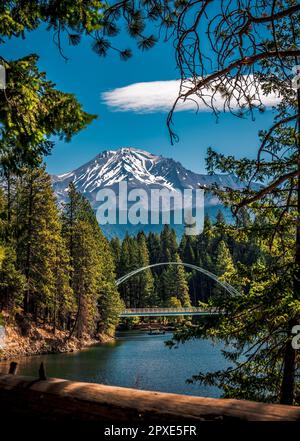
(119, 307, 218, 317)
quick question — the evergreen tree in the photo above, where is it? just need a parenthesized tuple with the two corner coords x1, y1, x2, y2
(146, 231, 161, 301)
(52, 235, 74, 333)
(16, 167, 71, 322)
(191, 215, 214, 302)
(68, 220, 98, 338)
(136, 232, 155, 307)
(110, 237, 121, 277)
(215, 209, 226, 227)
(147, 232, 161, 265)
(1, 55, 95, 170)
(96, 234, 124, 336)
(214, 241, 235, 278)
(63, 184, 122, 338)
(179, 235, 195, 264)
(118, 232, 156, 308)
(0, 247, 25, 312)
(118, 234, 137, 307)
(158, 255, 190, 307)
(159, 225, 178, 262)
(172, 254, 191, 307)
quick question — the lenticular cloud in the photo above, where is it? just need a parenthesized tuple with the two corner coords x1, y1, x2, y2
(101, 78, 281, 114)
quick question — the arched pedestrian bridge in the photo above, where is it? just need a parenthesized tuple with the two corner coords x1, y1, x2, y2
(116, 262, 240, 317)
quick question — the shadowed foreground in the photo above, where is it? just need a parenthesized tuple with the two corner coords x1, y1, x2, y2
(0, 372, 300, 422)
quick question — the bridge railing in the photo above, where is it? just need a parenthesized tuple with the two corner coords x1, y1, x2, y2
(122, 307, 215, 314)
(1, 372, 300, 421)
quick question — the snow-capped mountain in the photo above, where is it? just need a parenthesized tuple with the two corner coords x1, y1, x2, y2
(52, 147, 249, 238)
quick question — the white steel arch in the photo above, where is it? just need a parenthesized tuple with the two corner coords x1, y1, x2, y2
(116, 262, 240, 297)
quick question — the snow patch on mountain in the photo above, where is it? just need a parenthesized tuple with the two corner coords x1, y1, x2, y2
(52, 147, 254, 238)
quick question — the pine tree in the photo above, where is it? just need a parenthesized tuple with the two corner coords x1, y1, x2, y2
(136, 232, 155, 306)
(214, 240, 237, 298)
(52, 235, 74, 333)
(158, 254, 190, 307)
(0, 247, 25, 312)
(173, 254, 191, 307)
(70, 220, 99, 338)
(15, 167, 71, 323)
(146, 232, 161, 301)
(147, 232, 161, 265)
(63, 184, 122, 338)
(1, 55, 96, 171)
(118, 233, 156, 308)
(179, 235, 195, 264)
(110, 237, 121, 277)
(96, 230, 123, 336)
(118, 234, 137, 307)
(197, 215, 213, 261)
(159, 225, 178, 262)
(215, 209, 226, 227)
(214, 240, 235, 278)
(191, 215, 214, 302)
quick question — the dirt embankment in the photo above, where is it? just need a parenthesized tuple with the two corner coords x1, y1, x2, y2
(0, 314, 113, 361)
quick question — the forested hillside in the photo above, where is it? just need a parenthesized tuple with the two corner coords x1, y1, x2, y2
(110, 212, 263, 309)
(0, 170, 122, 341)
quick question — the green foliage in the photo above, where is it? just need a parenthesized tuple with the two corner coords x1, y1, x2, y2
(113, 225, 193, 308)
(63, 183, 122, 338)
(215, 240, 236, 282)
(0, 246, 25, 312)
(168, 11, 300, 402)
(136, 232, 155, 306)
(0, 169, 122, 339)
(0, 1, 105, 40)
(13, 168, 69, 319)
(0, 4, 123, 340)
(158, 253, 190, 307)
(0, 55, 96, 170)
(111, 220, 244, 309)
(168, 296, 181, 308)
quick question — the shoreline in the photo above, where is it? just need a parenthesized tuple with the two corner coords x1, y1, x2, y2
(0, 320, 177, 362)
(0, 322, 114, 362)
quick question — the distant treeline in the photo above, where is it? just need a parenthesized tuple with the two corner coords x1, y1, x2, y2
(110, 211, 261, 309)
(0, 168, 123, 338)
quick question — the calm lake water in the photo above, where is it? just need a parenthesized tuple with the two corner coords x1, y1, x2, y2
(0, 331, 230, 397)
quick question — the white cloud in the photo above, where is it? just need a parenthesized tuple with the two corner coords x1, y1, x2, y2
(101, 78, 281, 114)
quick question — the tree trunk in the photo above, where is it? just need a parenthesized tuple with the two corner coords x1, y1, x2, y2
(280, 319, 297, 404)
(24, 176, 33, 314)
(6, 169, 11, 226)
(53, 248, 58, 335)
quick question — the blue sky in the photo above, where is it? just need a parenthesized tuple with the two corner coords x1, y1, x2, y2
(3, 25, 276, 175)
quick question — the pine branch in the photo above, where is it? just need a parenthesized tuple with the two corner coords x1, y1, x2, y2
(183, 51, 300, 100)
(234, 169, 300, 213)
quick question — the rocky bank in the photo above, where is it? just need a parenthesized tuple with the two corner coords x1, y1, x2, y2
(0, 314, 112, 361)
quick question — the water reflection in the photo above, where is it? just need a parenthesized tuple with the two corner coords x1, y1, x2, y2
(0, 331, 229, 397)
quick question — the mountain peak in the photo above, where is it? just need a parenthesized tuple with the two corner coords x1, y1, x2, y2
(53, 147, 250, 196)
(52, 147, 252, 238)
(99, 147, 157, 159)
